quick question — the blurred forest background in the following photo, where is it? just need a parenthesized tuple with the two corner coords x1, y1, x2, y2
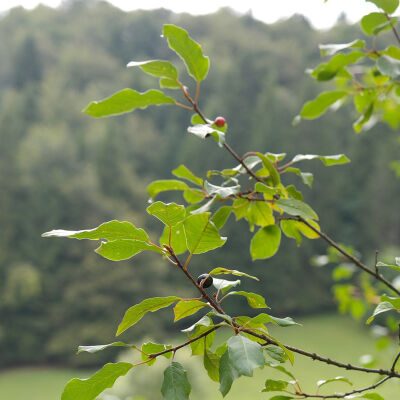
(0, 0, 399, 370)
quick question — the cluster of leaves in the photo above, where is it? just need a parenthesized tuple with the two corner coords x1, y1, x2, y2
(82, 25, 350, 262)
(299, 0, 400, 176)
(44, 206, 300, 399)
(299, 0, 400, 131)
(44, 19, 399, 400)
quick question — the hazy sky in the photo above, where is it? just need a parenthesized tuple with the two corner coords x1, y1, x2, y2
(0, 0, 379, 29)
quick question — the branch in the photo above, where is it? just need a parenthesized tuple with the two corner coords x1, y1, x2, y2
(166, 246, 226, 315)
(166, 243, 400, 379)
(298, 375, 391, 399)
(279, 216, 400, 296)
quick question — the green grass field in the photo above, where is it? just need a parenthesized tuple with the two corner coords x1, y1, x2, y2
(0, 314, 398, 400)
(0, 367, 92, 400)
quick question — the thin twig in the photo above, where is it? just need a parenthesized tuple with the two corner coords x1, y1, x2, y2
(298, 375, 391, 399)
(297, 351, 400, 398)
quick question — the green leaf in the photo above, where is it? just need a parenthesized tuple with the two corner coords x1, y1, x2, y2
(172, 165, 203, 186)
(377, 55, 400, 78)
(290, 153, 350, 166)
(227, 335, 265, 377)
(205, 181, 240, 198)
(204, 350, 220, 382)
(381, 294, 400, 308)
(359, 393, 386, 400)
(255, 182, 283, 198)
(366, 301, 395, 324)
(275, 198, 319, 221)
(251, 313, 300, 327)
(61, 363, 133, 400)
(286, 185, 303, 201)
(376, 261, 400, 272)
(43, 220, 149, 242)
(116, 296, 180, 336)
(382, 45, 400, 60)
(127, 60, 178, 80)
(83, 89, 175, 118)
(247, 201, 275, 230)
(163, 24, 209, 82)
(96, 239, 162, 261)
(187, 124, 225, 147)
(281, 220, 302, 245)
(299, 91, 347, 119)
(262, 379, 289, 392)
(189, 325, 216, 355)
(160, 222, 188, 255)
(190, 197, 217, 215)
(77, 342, 137, 354)
(233, 198, 251, 220)
(264, 333, 294, 365)
(211, 206, 233, 229)
(212, 278, 241, 293)
(268, 396, 294, 400)
(173, 300, 208, 322)
(255, 152, 280, 186)
(319, 39, 365, 57)
(250, 225, 281, 260)
(281, 219, 320, 244)
(160, 77, 181, 89)
(209, 267, 259, 281)
(219, 350, 239, 397)
(183, 188, 205, 204)
(147, 180, 189, 199)
(161, 362, 191, 400)
(353, 103, 374, 133)
(141, 342, 172, 365)
(181, 315, 213, 332)
(227, 291, 269, 308)
(361, 12, 388, 35)
(183, 212, 227, 254)
(191, 113, 209, 124)
(317, 376, 353, 388)
(265, 361, 296, 380)
(265, 345, 288, 363)
(147, 202, 185, 227)
(310, 52, 365, 81)
(285, 167, 314, 187)
(366, 0, 399, 13)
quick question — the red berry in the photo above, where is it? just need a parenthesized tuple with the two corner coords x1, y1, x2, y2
(214, 116, 226, 128)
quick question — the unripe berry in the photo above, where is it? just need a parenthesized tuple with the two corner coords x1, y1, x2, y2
(197, 274, 213, 288)
(214, 116, 226, 128)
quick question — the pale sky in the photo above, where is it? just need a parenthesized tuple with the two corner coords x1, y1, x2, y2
(0, 0, 381, 29)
